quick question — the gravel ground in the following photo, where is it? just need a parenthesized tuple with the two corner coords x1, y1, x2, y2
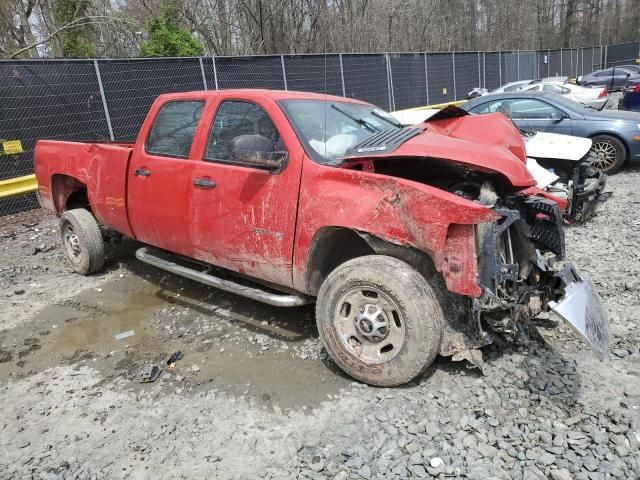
(1, 164, 640, 480)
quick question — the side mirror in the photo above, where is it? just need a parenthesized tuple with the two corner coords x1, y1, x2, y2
(229, 135, 288, 174)
(550, 111, 566, 121)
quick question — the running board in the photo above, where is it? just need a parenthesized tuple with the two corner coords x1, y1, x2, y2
(135, 247, 312, 307)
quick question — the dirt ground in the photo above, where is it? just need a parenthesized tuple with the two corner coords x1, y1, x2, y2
(1, 165, 640, 480)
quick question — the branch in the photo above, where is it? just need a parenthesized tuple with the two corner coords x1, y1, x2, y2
(9, 15, 111, 58)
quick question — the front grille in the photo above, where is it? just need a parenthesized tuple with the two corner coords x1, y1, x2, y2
(522, 197, 565, 258)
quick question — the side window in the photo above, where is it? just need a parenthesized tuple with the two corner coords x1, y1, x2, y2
(469, 102, 492, 114)
(542, 84, 565, 93)
(504, 83, 524, 92)
(505, 99, 564, 119)
(146, 100, 204, 158)
(594, 69, 612, 77)
(205, 100, 285, 163)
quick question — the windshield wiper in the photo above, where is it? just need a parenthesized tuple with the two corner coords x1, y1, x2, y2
(371, 110, 403, 128)
(331, 104, 379, 133)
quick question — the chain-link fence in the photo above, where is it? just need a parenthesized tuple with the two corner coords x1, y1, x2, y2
(1, 41, 639, 216)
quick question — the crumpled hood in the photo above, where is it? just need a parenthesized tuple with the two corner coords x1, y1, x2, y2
(344, 112, 535, 188)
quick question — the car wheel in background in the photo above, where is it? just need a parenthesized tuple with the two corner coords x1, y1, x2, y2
(589, 135, 626, 174)
(60, 208, 105, 275)
(316, 255, 444, 386)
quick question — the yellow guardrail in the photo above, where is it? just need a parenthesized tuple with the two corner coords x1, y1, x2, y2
(0, 174, 37, 199)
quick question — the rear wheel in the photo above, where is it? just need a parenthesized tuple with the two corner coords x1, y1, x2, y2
(590, 135, 626, 174)
(60, 209, 105, 275)
(316, 255, 444, 386)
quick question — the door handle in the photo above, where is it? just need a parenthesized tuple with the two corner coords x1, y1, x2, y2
(193, 178, 216, 188)
(134, 168, 151, 177)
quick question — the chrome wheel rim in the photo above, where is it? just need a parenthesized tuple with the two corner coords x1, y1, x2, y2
(63, 225, 82, 264)
(334, 286, 406, 364)
(590, 141, 618, 170)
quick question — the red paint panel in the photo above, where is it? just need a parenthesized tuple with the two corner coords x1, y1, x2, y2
(292, 160, 499, 292)
(441, 223, 481, 297)
(35, 140, 135, 238)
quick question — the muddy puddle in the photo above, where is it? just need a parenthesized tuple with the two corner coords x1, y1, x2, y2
(0, 270, 351, 410)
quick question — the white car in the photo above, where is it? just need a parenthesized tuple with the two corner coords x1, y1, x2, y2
(522, 81, 609, 110)
(391, 108, 608, 222)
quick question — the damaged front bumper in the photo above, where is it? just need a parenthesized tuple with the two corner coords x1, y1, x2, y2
(569, 168, 609, 223)
(548, 265, 611, 358)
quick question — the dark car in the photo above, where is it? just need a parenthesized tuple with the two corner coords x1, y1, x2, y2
(462, 91, 640, 173)
(577, 67, 640, 90)
(620, 79, 640, 112)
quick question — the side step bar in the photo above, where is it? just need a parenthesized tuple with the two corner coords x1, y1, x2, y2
(135, 247, 312, 307)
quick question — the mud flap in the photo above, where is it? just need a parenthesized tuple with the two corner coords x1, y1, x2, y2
(548, 266, 611, 358)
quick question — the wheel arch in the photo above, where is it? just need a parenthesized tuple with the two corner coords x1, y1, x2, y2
(50, 174, 90, 215)
(588, 132, 630, 163)
(305, 227, 438, 296)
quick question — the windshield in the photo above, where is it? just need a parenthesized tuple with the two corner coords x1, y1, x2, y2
(278, 99, 402, 164)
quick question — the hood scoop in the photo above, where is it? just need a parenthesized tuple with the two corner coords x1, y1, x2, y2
(347, 127, 423, 156)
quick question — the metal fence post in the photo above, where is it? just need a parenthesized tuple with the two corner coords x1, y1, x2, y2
(482, 52, 486, 88)
(604, 45, 608, 68)
(477, 51, 481, 88)
(548, 49, 551, 77)
(93, 60, 114, 142)
(339, 53, 346, 97)
(499, 51, 502, 85)
(385, 53, 395, 111)
(452, 52, 457, 100)
(517, 50, 520, 80)
(281, 55, 288, 90)
(198, 57, 208, 90)
(423, 53, 430, 105)
(560, 48, 563, 75)
(211, 55, 219, 89)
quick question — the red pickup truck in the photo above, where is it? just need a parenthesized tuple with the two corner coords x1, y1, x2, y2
(35, 89, 610, 386)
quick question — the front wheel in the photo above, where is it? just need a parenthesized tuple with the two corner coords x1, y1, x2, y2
(590, 135, 626, 174)
(316, 255, 444, 386)
(60, 209, 105, 275)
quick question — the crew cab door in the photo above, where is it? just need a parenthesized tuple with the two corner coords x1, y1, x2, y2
(127, 98, 205, 256)
(189, 96, 303, 287)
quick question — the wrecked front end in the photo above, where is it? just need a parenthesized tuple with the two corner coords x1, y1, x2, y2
(525, 133, 610, 223)
(473, 191, 611, 360)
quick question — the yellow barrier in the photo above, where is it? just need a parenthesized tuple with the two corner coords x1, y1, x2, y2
(394, 100, 467, 114)
(0, 174, 37, 199)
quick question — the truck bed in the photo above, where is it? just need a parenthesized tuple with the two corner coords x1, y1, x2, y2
(35, 140, 136, 237)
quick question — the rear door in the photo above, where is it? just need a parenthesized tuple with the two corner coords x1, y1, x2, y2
(188, 96, 304, 287)
(127, 98, 205, 255)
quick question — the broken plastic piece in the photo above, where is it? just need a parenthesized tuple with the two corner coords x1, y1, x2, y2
(114, 330, 135, 340)
(140, 365, 161, 383)
(167, 351, 183, 365)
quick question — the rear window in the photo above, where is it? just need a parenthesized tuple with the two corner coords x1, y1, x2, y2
(146, 100, 205, 158)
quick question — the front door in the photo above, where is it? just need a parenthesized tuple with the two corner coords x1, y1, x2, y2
(189, 97, 303, 287)
(127, 99, 205, 256)
(504, 98, 573, 135)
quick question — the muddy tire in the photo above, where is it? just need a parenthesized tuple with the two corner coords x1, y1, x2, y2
(590, 135, 626, 174)
(59, 209, 105, 275)
(316, 255, 444, 386)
